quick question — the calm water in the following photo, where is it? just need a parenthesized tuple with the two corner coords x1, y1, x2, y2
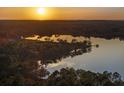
(25, 35, 124, 78)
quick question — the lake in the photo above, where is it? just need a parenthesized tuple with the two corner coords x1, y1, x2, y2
(0, 20, 124, 85)
(25, 34, 124, 79)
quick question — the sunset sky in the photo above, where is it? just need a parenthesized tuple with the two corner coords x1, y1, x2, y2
(0, 7, 124, 20)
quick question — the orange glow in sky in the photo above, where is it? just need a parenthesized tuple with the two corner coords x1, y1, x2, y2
(37, 8, 46, 15)
(0, 8, 124, 20)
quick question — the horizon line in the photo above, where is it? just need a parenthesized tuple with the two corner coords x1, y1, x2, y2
(0, 19, 124, 21)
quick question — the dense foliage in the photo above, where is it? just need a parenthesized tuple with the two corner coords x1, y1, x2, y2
(0, 20, 124, 45)
(0, 20, 124, 85)
(0, 39, 123, 86)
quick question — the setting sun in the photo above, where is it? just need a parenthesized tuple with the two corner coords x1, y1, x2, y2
(37, 8, 46, 15)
